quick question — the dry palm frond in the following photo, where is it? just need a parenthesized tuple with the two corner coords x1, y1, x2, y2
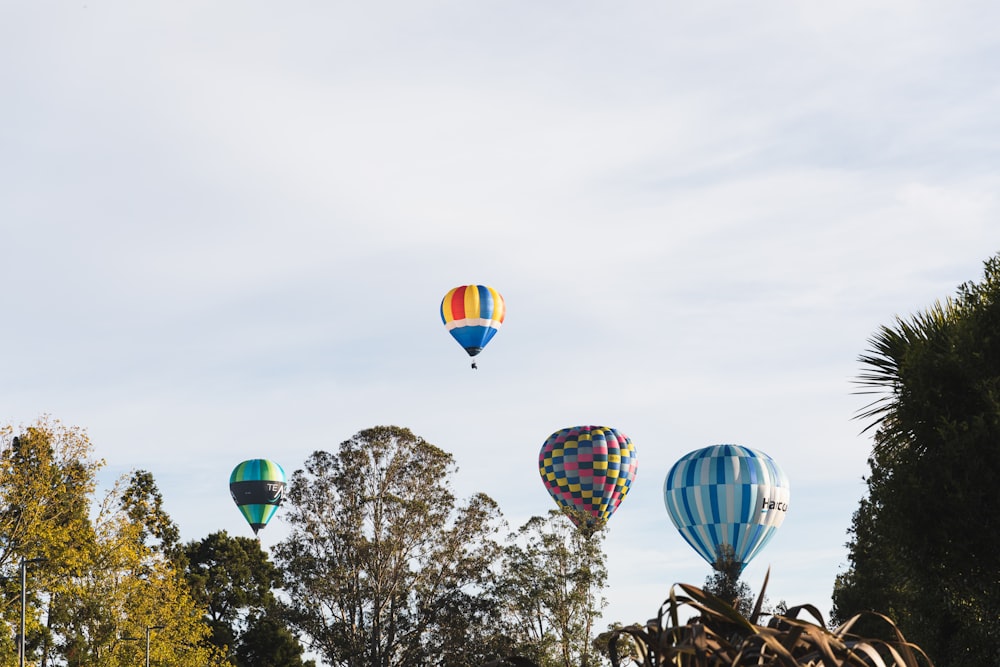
(606, 581, 933, 667)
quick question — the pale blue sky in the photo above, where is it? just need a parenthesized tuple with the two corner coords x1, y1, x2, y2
(3, 1, 1000, 652)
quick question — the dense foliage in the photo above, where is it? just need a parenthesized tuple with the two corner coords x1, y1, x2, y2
(702, 545, 754, 619)
(499, 510, 609, 667)
(184, 530, 313, 666)
(8, 411, 944, 666)
(833, 254, 1000, 665)
(0, 417, 228, 667)
(273, 425, 513, 667)
(0, 419, 621, 667)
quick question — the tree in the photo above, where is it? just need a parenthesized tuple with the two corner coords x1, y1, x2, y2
(47, 472, 229, 667)
(272, 425, 508, 667)
(184, 530, 278, 650)
(0, 417, 103, 666)
(120, 469, 181, 557)
(702, 545, 753, 618)
(833, 254, 1000, 666)
(0, 420, 227, 667)
(184, 530, 311, 665)
(499, 510, 609, 667)
(234, 609, 317, 667)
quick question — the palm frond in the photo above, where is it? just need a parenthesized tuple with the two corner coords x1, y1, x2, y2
(854, 301, 953, 435)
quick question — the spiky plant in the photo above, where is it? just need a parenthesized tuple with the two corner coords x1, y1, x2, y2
(482, 573, 933, 667)
(605, 575, 933, 667)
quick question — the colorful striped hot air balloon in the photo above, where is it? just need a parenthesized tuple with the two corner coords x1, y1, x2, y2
(440, 284, 505, 369)
(538, 425, 638, 535)
(663, 444, 789, 572)
(229, 459, 287, 536)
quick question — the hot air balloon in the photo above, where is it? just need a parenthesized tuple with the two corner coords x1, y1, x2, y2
(440, 284, 505, 369)
(230, 458, 287, 536)
(538, 425, 638, 535)
(663, 444, 789, 572)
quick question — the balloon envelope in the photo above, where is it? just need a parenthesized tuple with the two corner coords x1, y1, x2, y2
(663, 444, 789, 571)
(230, 458, 287, 535)
(539, 425, 638, 532)
(440, 285, 505, 357)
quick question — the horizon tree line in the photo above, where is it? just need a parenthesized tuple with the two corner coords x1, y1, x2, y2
(0, 420, 610, 667)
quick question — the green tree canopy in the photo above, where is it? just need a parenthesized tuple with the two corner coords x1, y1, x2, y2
(833, 254, 1000, 666)
(234, 610, 317, 667)
(702, 545, 754, 618)
(184, 530, 277, 644)
(272, 425, 508, 667)
(499, 510, 609, 667)
(183, 530, 312, 665)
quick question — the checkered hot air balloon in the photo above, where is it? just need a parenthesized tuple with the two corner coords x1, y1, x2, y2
(663, 444, 789, 572)
(230, 459, 287, 536)
(440, 285, 505, 369)
(538, 425, 638, 535)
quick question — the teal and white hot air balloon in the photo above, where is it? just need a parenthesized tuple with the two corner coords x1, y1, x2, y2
(663, 445, 789, 572)
(230, 459, 286, 536)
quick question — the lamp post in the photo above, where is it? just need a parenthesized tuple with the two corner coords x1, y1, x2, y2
(19, 557, 45, 667)
(144, 625, 165, 667)
(124, 625, 165, 667)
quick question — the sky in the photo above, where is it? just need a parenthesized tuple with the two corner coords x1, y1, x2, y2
(3, 0, 1000, 654)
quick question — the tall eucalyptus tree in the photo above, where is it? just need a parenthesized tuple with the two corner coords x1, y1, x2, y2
(274, 426, 508, 667)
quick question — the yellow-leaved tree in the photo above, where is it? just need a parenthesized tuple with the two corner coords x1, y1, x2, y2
(48, 475, 228, 667)
(0, 417, 101, 666)
(0, 417, 227, 667)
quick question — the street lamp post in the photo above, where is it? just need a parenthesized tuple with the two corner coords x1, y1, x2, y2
(145, 625, 165, 667)
(19, 557, 45, 667)
(125, 625, 166, 667)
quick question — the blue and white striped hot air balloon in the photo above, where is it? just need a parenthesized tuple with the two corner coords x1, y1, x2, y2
(663, 444, 789, 572)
